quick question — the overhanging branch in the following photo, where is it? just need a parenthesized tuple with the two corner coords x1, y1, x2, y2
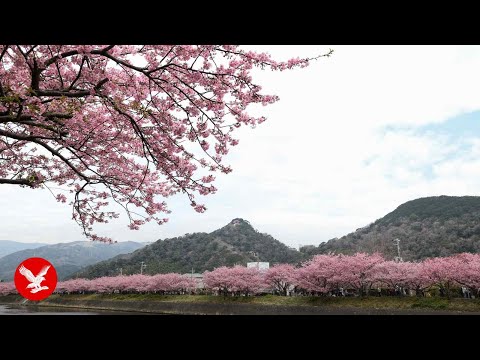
(0, 178, 33, 186)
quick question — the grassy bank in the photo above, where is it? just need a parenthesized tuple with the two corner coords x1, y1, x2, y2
(2, 294, 480, 313)
(22, 294, 480, 311)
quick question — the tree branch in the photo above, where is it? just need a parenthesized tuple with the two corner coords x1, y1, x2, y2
(0, 129, 89, 181)
(33, 77, 109, 97)
(0, 178, 33, 186)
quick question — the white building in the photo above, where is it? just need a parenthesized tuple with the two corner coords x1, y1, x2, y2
(247, 262, 270, 270)
(183, 273, 204, 289)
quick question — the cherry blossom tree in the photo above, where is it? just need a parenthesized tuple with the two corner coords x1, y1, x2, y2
(89, 276, 121, 293)
(0, 282, 16, 296)
(403, 262, 433, 297)
(373, 260, 413, 295)
(148, 273, 196, 294)
(116, 274, 151, 293)
(55, 273, 197, 295)
(264, 264, 296, 295)
(422, 257, 458, 298)
(203, 266, 231, 296)
(449, 253, 480, 297)
(204, 265, 264, 296)
(293, 255, 339, 295)
(0, 45, 331, 242)
(56, 278, 91, 294)
(332, 253, 384, 296)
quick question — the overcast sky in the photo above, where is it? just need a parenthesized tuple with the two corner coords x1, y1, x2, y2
(3, 45, 480, 247)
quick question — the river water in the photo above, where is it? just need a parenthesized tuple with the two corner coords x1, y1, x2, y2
(0, 304, 141, 315)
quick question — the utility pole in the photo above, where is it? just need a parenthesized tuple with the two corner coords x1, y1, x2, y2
(118, 268, 123, 276)
(140, 261, 147, 275)
(393, 238, 402, 262)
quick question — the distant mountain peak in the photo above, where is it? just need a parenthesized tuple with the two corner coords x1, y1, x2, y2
(74, 218, 302, 279)
(0, 240, 49, 258)
(217, 218, 255, 234)
(229, 218, 252, 226)
(0, 241, 145, 281)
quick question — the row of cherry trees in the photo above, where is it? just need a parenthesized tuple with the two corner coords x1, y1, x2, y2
(57, 273, 196, 294)
(1, 252, 479, 298)
(0, 273, 196, 296)
(264, 253, 480, 298)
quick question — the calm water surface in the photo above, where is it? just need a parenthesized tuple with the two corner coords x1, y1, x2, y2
(0, 304, 143, 315)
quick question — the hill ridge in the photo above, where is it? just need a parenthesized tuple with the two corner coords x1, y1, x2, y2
(74, 218, 302, 279)
(0, 241, 144, 281)
(301, 195, 480, 260)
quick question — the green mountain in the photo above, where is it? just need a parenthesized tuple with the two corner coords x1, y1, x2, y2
(69, 196, 480, 278)
(0, 241, 144, 281)
(301, 196, 480, 260)
(74, 218, 303, 279)
(0, 240, 49, 258)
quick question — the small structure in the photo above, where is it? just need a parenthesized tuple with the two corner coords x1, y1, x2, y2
(230, 218, 251, 227)
(231, 218, 242, 226)
(247, 262, 269, 270)
(183, 273, 204, 289)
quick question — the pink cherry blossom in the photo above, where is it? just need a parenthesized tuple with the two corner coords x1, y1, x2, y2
(293, 255, 339, 294)
(451, 253, 480, 296)
(264, 264, 296, 295)
(422, 256, 459, 298)
(203, 265, 264, 296)
(0, 45, 332, 242)
(329, 253, 384, 296)
(0, 282, 16, 296)
(29, 252, 480, 298)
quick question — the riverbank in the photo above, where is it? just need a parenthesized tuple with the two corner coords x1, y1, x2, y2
(0, 304, 140, 315)
(1, 294, 480, 314)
